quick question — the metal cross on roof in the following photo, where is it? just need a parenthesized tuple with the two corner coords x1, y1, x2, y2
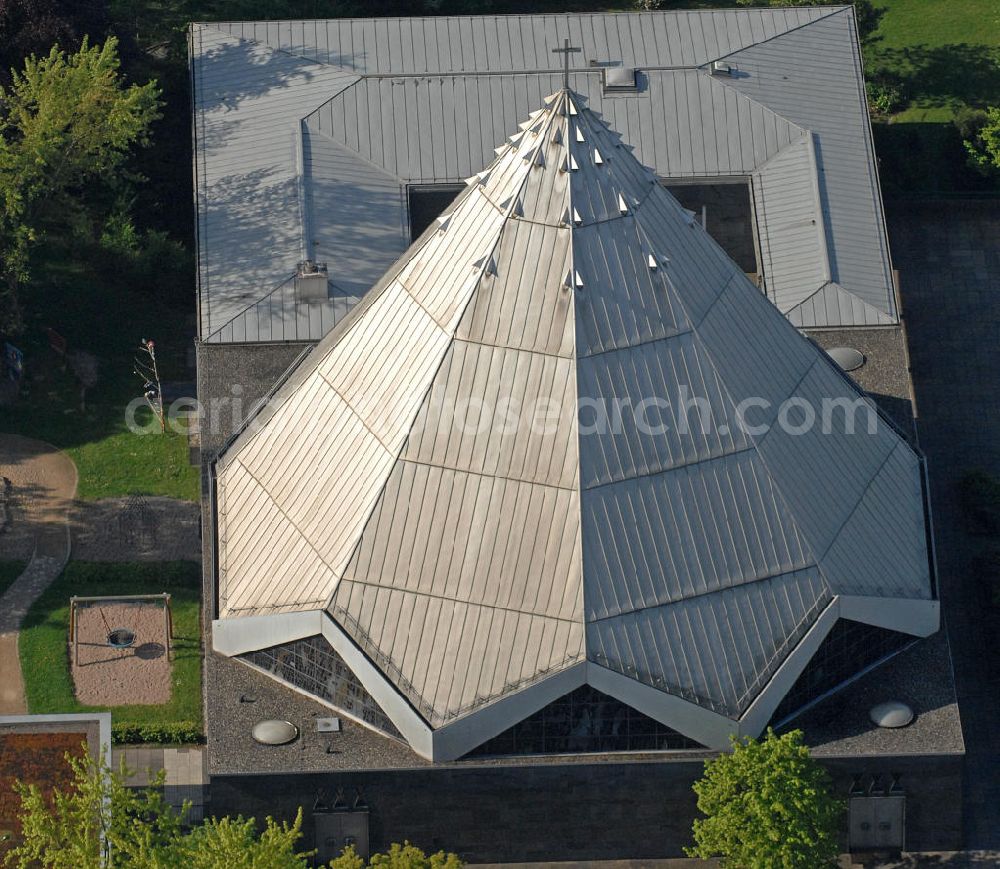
(552, 38, 581, 88)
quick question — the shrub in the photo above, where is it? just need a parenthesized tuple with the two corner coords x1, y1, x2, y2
(111, 721, 204, 745)
(958, 107, 1000, 176)
(866, 77, 905, 117)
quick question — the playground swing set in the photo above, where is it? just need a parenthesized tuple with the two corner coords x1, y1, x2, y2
(69, 593, 173, 667)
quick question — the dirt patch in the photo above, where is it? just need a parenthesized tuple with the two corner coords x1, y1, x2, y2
(71, 603, 171, 706)
(71, 496, 200, 562)
(0, 434, 77, 561)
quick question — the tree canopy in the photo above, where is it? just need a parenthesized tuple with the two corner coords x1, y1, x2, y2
(331, 842, 464, 869)
(960, 107, 1000, 175)
(685, 729, 843, 869)
(4, 749, 313, 868)
(5, 748, 463, 869)
(0, 35, 160, 329)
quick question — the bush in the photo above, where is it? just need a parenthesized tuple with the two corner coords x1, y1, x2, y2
(111, 721, 204, 746)
(957, 106, 1000, 176)
(95, 209, 194, 306)
(866, 78, 905, 117)
(958, 470, 1000, 536)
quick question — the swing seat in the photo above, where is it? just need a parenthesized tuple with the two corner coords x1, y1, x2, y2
(107, 628, 136, 649)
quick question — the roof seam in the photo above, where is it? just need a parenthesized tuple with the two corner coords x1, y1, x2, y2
(587, 562, 821, 624)
(334, 577, 582, 624)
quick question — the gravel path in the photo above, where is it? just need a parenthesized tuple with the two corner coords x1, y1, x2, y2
(71, 602, 171, 706)
(0, 434, 77, 714)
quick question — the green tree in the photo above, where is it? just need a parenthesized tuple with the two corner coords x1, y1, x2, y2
(5, 749, 184, 868)
(685, 729, 843, 869)
(0, 35, 160, 330)
(4, 748, 314, 868)
(175, 810, 313, 868)
(959, 107, 1000, 176)
(331, 842, 463, 869)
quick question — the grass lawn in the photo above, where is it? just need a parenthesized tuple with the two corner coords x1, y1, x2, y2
(870, 0, 1000, 123)
(2, 239, 199, 502)
(862, 1, 1000, 193)
(19, 561, 203, 744)
(0, 561, 26, 597)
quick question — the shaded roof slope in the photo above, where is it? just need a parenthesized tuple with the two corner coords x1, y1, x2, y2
(191, 7, 895, 341)
(215, 90, 931, 728)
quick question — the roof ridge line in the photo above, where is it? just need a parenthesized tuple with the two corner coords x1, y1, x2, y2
(711, 4, 853, 66)
(785, 280, 896, 326)
(634, 208, 837, 601)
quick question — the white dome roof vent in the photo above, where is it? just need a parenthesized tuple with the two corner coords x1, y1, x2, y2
(869, 701, 914, 729)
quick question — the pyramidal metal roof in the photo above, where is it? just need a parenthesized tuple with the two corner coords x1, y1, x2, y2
(213, 90, 935, 756)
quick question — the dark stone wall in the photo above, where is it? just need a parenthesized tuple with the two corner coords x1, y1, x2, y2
(195, 340, 312, 458)
(822, 754, 964, 853)
(209, 752, 963, 862)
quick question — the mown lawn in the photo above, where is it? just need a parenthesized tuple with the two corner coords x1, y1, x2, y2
(2, 240, 199, 502)
(19, 561, 203, 744)
(0, 561, 26, 597)
(869, 0, 1000, 123)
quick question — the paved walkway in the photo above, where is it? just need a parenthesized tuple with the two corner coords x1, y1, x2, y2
(887, 198, 1000, 850)
(112, 745, 209, 822)
(0, 434, 77, 713)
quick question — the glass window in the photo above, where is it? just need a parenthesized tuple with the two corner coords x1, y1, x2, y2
(408, 185, 464, 241)
(464, 685, 703, 759)
(770, 619, 915, 726)
(241, 636, 402, 739)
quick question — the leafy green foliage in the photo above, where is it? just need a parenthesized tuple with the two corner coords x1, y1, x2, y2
(0, 0, 109, 85)
(5, 751, 313, 868)
(686, 729, 842, 869)
(866, 76, 906, 117)
(959, 106, 1000, 174)
(5, 749, 185, 869)
(0, 36, 160, 329)
(331, 843, 463, 869)
(174, 810, 313, 868)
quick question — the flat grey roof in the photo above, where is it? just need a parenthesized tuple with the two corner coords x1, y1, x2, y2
(191, 6, 896, 343)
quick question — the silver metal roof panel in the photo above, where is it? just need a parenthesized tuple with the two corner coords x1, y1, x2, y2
(215, 91, 931, 727)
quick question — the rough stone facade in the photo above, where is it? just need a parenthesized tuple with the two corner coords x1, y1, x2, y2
(210, 751, 962, 861)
